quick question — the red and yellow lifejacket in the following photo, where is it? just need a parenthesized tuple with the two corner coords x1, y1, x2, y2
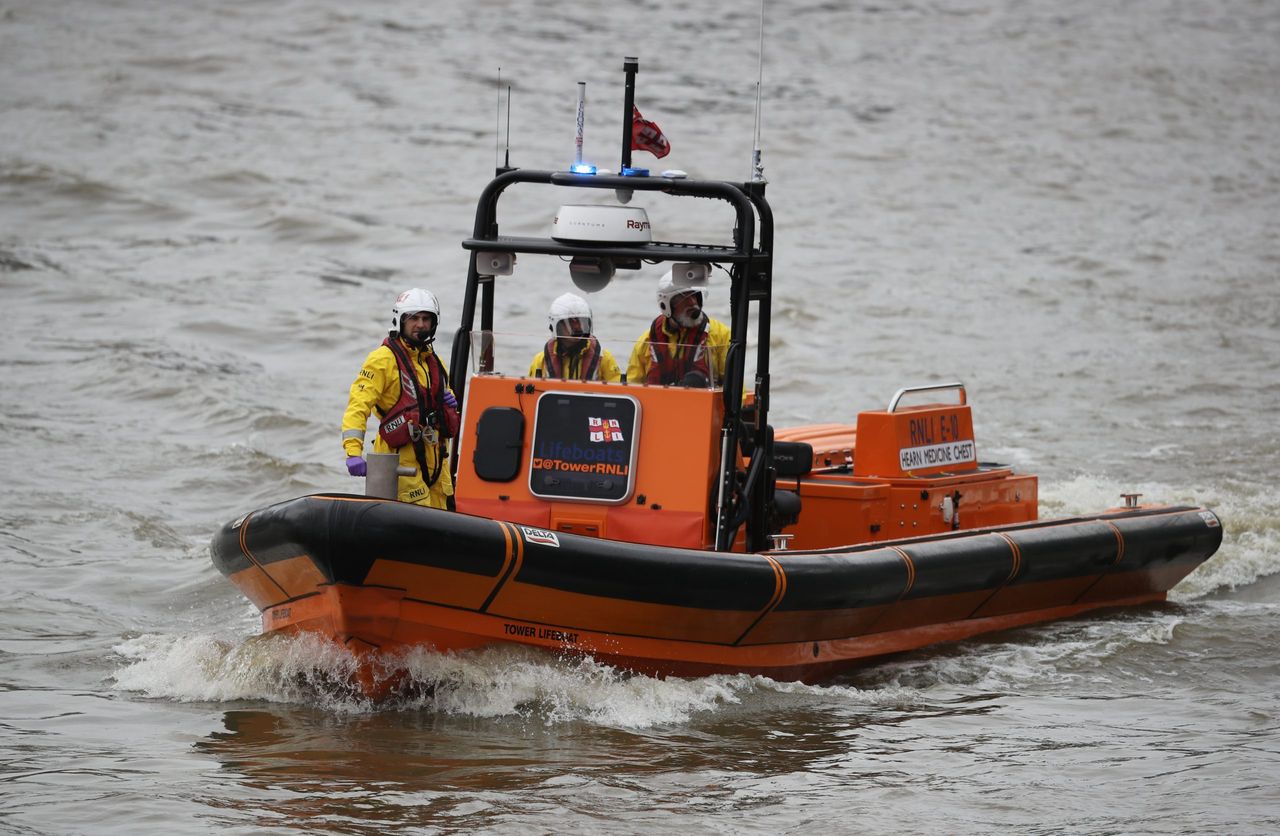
(645, 316, 711, 385)
(540, 336, 604, 381)
(377, 336, 458, 449)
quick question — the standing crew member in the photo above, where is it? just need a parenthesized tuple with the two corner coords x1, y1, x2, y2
(529, 293, 623, 381)
(342, 288, 460, 509)
(627, 270, 731, 386)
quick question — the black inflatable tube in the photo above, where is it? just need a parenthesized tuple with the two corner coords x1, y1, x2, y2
(211, 496, 1221, 615)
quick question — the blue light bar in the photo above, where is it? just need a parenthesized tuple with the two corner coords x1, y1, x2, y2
(570, 163, 597, 175)
(621, 167, 649, 177)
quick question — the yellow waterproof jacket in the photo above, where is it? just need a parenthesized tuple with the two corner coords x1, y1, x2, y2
(626, 317, 732, 385)
(529, 341, 623, 382)
(342, 338, 454, 508)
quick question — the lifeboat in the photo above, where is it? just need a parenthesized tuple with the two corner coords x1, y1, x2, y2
(210, 62, 1222, 698)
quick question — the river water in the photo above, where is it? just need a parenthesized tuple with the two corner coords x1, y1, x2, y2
(3, 0, 1279, 832)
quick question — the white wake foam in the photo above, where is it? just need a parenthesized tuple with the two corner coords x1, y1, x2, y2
(868, 611, 1185, 692)
(111, 632, 370, 711)
(110, 632, 917, 726)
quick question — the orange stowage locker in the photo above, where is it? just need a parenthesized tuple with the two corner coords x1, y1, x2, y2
(853, 404, 978, 478)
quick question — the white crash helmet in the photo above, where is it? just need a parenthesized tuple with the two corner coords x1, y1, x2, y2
(547, 292, 593, 337)
(656, 269, 706, 327)
(391, 287, 440, 346)
(392, 287, 440, 327)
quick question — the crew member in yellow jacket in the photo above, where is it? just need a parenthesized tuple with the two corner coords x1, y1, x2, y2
(529, 292, 623, 381)
(627, 270, 731, 386)
(342, 288, 459, 509)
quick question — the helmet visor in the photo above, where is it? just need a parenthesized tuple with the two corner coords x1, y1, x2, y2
(556, 316, 591, 339)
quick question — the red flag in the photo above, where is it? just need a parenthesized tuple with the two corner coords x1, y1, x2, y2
(631, 106, 671, 159)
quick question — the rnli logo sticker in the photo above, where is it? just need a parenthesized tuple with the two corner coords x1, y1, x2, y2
(520, 526, 560, 547)
(587, 416, 624, 443)
(1199, 510, 1220, 528)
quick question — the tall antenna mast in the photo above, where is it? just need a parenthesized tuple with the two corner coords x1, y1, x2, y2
(495, 67, 502, 170)
(495, 69, 513, 173)
(574, 81, 587, 170)
(751, 0, 767, 183)
(621, 56, 638, 172)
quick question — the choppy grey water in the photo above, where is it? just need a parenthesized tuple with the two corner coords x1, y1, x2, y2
(2, 0, 1278, 832)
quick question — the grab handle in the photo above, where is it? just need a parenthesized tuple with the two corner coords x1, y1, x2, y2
(887, 382, 967, 413)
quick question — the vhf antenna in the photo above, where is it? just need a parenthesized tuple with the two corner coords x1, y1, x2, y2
(751, 0, 767, 183)
(504, 82, 512, 170)
(496, 68, 513, 173)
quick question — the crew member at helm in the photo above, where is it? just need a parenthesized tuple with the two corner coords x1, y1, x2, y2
(626, 270, 730, 386)
(529, 292, 623, 381)
(341, 288, 460, 509)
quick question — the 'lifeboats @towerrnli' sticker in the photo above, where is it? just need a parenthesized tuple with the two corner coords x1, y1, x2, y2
(520, 526, 561, 547)
(1199, 510, 1220, 528)
(899, 440, 977, 471)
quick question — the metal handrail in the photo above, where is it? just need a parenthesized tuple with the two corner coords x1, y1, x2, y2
(887, 381, 967, 412)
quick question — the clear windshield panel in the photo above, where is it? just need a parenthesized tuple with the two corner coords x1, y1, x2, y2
(468, 330, 726, 389)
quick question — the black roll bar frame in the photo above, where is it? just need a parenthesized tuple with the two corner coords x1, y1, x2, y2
(446, 169, 775, 552)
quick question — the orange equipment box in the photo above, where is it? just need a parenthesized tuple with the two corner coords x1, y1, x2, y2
(853, 403, 978, 478)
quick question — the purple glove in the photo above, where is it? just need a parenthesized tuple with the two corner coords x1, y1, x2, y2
(443, 390, 458, 409)
(346, 456, 367, 477)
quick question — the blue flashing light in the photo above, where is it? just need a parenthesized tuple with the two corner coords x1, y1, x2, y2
(571, 163, 597, 175)
(621, 167, 650, 177)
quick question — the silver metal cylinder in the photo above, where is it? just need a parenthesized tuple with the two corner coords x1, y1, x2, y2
(366, 453, 414, 499)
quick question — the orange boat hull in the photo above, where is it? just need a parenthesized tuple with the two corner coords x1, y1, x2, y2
(213, 496, 1221, 699)
(260, 581, 1170, 698)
